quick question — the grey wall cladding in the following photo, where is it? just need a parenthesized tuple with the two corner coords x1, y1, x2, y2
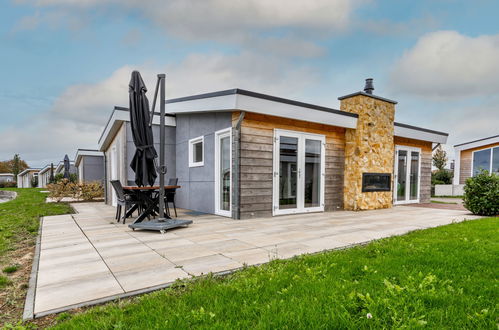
(125, 122, 177, 185)
(175, 112, 232, 214)
(81, 156, 104, 183)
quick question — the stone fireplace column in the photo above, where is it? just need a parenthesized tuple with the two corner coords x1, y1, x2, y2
(338, 79, 397, 210)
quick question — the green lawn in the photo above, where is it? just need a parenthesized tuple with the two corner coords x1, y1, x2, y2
(53, 217, 498, 329)
(0, 188, 72, 261)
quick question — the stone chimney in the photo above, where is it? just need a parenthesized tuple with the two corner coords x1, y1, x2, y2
(338, 79, 397, 210)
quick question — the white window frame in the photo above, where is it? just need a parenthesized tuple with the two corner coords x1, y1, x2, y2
(214, 128, 232, 217)
(393, 145, 421, 205)
(471, 146, 499, 176)
(189, 136, 205, 167)
(272, 129, 326, 216)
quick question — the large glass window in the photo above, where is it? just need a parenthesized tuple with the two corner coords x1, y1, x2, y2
(492, 147, 499, 174)
(279, 136, 298, 209)
(304, 139, 321, 208)
(473, 148, 491, 176)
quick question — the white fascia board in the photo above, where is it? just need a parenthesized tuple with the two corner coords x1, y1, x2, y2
(165, 94, 237, 114)
(394, 126, 448, 144)
(166, 93, 358, 129)
(454, 135, 499, 152)
(38, 165, 51, 175)
(235, 94, 357, 129)
(75, 150, 103, 167)
(98, 110, 176, 151)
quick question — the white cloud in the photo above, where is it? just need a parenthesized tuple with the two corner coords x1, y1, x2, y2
(15, 0, 364, 57)
(390, 31, 499, 98)
(0, 51, 319, 166)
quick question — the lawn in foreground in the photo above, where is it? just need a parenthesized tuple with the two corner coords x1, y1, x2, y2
(0, 188, 72, 326)
(54, 217, 498, 329)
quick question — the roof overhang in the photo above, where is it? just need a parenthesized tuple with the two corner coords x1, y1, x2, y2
(98, 107, 176, 151)
(55, 161, 74, 174)
(38, 165, 52, 175)
(453, 134, 499, 152)
(75, 149, 103, 167)
(166, 89, 358, 129)
(17, 168, 41, 177)
(394, 122, 448, 144)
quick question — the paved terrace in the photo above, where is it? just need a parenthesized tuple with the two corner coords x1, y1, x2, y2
(26, 203, 481, 318)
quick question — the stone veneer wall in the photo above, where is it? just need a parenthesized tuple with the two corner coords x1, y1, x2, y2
(340, 95, 395, 210)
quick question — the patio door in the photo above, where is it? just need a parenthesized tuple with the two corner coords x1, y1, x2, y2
(394, 145, 421, 204)
(215, 128, 232, 217)
(273, 129, 325, 215)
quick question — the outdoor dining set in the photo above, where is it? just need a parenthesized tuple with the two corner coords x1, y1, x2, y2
(110, 178, 180, 225)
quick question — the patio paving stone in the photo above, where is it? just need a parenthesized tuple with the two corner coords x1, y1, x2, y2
(29, 202, 482, 317)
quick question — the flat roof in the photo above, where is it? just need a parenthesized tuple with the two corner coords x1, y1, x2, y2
(18, 168, 41, 176)
(167, 88, 358, 118)
(394, 122, 448, 137)
(454, 134, 499, 148)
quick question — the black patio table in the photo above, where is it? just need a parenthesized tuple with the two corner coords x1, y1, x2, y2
(123, 185, 180, 224)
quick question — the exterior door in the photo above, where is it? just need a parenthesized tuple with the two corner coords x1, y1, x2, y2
(394, 145, 421, 204)
(215, 128, 232, 217)
(273, 129, 325, 215)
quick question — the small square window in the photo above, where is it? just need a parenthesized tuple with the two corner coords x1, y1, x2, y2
(189, 136, 204, 167)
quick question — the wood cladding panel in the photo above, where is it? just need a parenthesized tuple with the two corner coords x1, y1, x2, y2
(458, 143, 499, 184)
(235, 112, 346, 219)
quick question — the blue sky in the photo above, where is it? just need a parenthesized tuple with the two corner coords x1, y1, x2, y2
(0, 0, 498, 167)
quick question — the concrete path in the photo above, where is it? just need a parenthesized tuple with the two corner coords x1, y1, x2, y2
(28, 203, 481, 317)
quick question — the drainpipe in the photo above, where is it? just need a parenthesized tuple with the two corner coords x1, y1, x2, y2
(232, 111, 245, 220)
(103, 153, 108, 204)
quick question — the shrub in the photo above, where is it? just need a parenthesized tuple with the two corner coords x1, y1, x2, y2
(463, 170, 499, 216)
(0, 182, 16, 188)
(431, 169, 453, 185)
(47, 180, 104, 202)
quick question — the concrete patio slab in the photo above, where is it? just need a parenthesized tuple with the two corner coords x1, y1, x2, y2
(25, 202, 482, 318)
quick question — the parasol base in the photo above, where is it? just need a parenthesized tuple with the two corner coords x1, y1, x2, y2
(128, 218, 193, 233)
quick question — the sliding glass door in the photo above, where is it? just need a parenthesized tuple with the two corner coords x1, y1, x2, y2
(394, 146, 421, 204)
(273, 130, 325, 215)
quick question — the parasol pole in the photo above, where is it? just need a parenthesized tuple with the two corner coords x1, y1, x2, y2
(157, 74, 166, 220)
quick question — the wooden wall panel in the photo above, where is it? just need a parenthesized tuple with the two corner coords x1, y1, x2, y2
(459, 143, 499, 184)
(234, 112, 345, 219)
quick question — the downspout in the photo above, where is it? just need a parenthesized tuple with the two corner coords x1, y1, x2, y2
(103, 153, 108, 204)
(232, 111, 245, 220)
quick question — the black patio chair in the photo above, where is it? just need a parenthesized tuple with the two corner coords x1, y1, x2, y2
(110, 180, 144, 224)
(165, 178, 178, 217)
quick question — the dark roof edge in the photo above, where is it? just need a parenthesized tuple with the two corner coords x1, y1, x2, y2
(167, 88, 359, 119)
(338, 91, 398, 104)
(77, 148, 100, 152)
(394, 122, 448, 136)
(454, 134, 499, 147)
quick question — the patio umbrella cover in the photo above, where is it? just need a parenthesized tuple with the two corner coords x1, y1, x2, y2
(129, 71, 158, 187)
(63, 154, 70, 179)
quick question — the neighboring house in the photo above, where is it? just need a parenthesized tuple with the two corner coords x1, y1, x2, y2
(453, 134, 499, 185)
(75, 149, 105, 184)
(38, 165, 53, 188)
(0, 173, 15, 183)
(54, 160, 77, 177)
(99, 79, 448, 219)
(17, 168, 41, 188)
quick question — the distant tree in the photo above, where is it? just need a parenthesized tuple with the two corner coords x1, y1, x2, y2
(433, 145, 448, 171)
(11, 154, 29, 177)
(0, 154, 28, 177)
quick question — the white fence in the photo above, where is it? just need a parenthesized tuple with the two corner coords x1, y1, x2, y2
(434, 184, 464, 196)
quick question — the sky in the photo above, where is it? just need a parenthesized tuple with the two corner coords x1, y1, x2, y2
(0, 0, 498, 168)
